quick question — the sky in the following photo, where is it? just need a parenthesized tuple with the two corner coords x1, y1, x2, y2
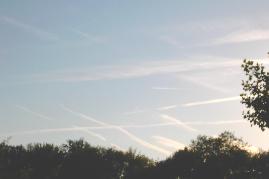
(1, 0, 269, 159)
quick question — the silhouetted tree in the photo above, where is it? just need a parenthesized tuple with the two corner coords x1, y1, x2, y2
(121, 149, 155, 179)
(153, 148, 200, 179)
(1, 132, 269, 179)
(241, 59, 269, 131)
(189, 131, 251, 178)
(58, 139, 122, 179)
(251, 151, 269, 178)
(26, 143, 63, 179)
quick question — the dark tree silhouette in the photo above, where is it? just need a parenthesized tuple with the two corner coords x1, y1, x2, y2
(0, 139, 154, 179)
(189, 131, 251, 179)
(241, 59, 269, 131)
(1, 132, 269, 179)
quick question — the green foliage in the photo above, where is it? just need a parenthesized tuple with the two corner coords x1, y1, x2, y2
(241, 59, 269, 131)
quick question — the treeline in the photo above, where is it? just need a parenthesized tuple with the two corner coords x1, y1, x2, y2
(1, 131, 269, 179)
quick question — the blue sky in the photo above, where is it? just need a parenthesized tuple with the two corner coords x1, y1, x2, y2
(1, 0, 269, 159)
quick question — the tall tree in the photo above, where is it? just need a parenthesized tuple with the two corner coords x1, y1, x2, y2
(241, 59, 269, 131)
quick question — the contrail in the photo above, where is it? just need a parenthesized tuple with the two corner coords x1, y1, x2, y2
(152, 136, 185, 150)
(152, 87, 182, 90)
(182, 96, 240, 107)
(186, 120, 247, 125)
(161, 114, 198, 132)
(213, 29, 269, 45)
(157, 105, 178, 111)
(116, 127, 170, 155)
(156, 96, 240, 111)
(0, 16, 58, 41)
(15, 105, 53, 121)
(179, 75, 230, 94)
(61, 105, 106, 125)
(61, 105, 171, 155)
(122, 109, 146, 116)
(30, 58, 242, 83)
(1, 119, 246, 138)
(73, 126, 106, 141)
(123, 120, 246, 128)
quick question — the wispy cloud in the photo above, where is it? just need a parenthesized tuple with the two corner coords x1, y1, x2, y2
(2, 119, 247, 137)
(73, 125, 106, 141)
(14, 106, 105, 141)
(159, 35, 184, 48)
(15, 105, 53, 121)
(157, 19, 269, 47)
(152, 136, 185, 150)
(186, 120, 247, 125)
(157, 105, 178, 111)
(161, 114, 198, 132)
(179, 75, 231, 93)
(0, 16, 58, 41)
(122, 109, 146, 116)
(116, 127, 171, 155)
(213, 29, 269, 45)
(123, 120, 246, 128)
(1, 127, 110, 137)
(152, 87, 183, 91)
(156, 19, 253, 48)
(61, 105, 107, 126)
(61, 105, 170, 155)
(30, 57, 242, 83)
(72, 29, 107, 44)
(182, 96, 240, 107)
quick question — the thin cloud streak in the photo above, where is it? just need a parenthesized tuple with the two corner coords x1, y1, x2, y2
(161, 114, 198, 132)
(61, 105, 170, 155)
(122, 109, 146, 116)
(116, 127, 171, 155)
(61, 105, 107, 126)
(1, 120, 247, 137)
(182, 96, 240, 107)
(179, 75, 231, 93)
(15, 105, 53, 121)
(73, 125, 106, 141)
(152, 136, 185, 150)
(1, 127, 109, 137)
(152, 87, 183, 91)
(72, 29, 107, 44)
(213, 29, 269, 45)
(157, 105, 178, 111)
(187, 120, 247, 125)
(0, 16, 58, 41)
(158, 20, 269, 47)
(123, 120, 247, 128)
(30, 58, 242, 83)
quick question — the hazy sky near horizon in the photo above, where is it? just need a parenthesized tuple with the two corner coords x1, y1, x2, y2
(1, 0, 269, 159)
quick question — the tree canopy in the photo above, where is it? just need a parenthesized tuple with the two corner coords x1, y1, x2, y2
(1, 132, 269, 179)
(241, 59, 269, 131)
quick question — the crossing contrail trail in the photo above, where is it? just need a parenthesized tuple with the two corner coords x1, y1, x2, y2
(161, 114, 198, 132)
(15, 105, 54, 121)
(1, 120, 246, 137)
(73, 125, 106, 141)
(61, 105, 171, 156)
